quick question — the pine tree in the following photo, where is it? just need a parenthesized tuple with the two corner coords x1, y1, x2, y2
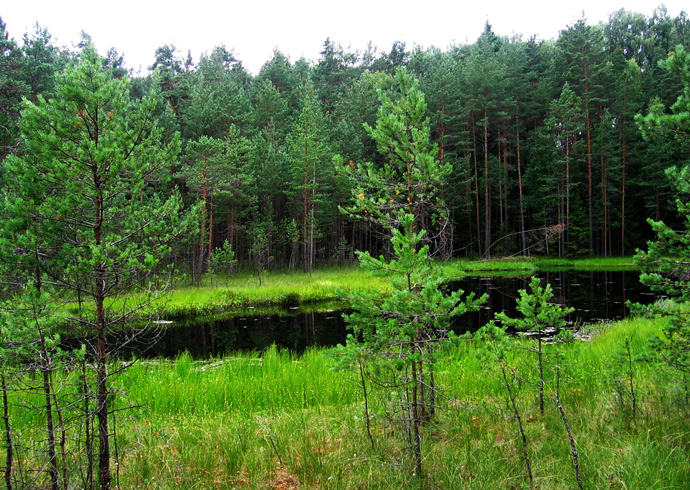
(634, 45, 690, 390)
(337, 214, 484, 479)
(495, 277, 574, 415)
(341, 67, 451, 250)
(0, 46, 193, 490)
(20, 22, 63, 103)
(287, 82, 332, 272)
(334, 67, 485, 481)
(556, 19, 607, 253)
(0, 17, 28, 161)
(531, 83, 585, 256)
(313, 38, 360, 116)
(183, 45, 252, 140)
(177, 130, 252, 279)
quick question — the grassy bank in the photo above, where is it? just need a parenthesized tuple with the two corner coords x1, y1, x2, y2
(445, 255, 637, 275)
(102, 315, 687, 488)
(148, 256, 637, 319)
(151, 266, 393, 318)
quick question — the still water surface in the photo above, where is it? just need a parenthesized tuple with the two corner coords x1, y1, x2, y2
(112, 269, 656, 358)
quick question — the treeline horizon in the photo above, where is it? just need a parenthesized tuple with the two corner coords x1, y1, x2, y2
(1, 5, 689, 278)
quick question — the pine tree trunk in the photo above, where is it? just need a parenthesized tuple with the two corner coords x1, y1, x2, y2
(497, 126, 504, 236)
(356, 361, 374, 448)
(565, 144, 571, 258)
(82, 361, 94, 490)
(600, 107, 608, 256)
(501, 124, 509, 247)
(42, 365, 59, 490)
(501, 363, 533, 487)
(96, 284, 110, 490)
(94, 183, 111, 490)
(302, 139, 311, 273)
(52, 386, 68, 490)
(2, 374, 12, 490)
(584, 63, 594, 254)
(556, 367, 584, 489)
(208, 193, 214, 265)
(516, 113, 527, 255)
(620, 118, 627, 256)
(556, 163, 562, 256)
(302, 185, 309, 273)
(198, 180, 207, 281)
(472, 117, 482, 255)
(35, 272, 59, 490)
(410, 346, 423, 479)
(311, 156, 317, 271)
(483, 107, 491, 258)
(538, 329, 545, 416)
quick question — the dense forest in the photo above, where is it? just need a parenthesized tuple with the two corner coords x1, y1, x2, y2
(1, 6, 690, 278)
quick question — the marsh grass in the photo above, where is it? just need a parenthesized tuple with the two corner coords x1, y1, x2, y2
(66, 258, 639, 326)
(95, 258, 639, 326)
(443, 256, 637, 277)
(443, 256, 539, 276)
(7, 314, 690, 488)
(147, 267, 392, 319)
(82, 316, 681, 488)
(120, 346, 359, 416)
(534, 256, 637, 270)
(15, 261, 684, 489)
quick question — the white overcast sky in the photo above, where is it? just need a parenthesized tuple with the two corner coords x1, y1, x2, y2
(2, 1, 688, 75)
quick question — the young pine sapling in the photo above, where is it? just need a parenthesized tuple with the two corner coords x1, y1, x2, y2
(495, 277, 574, 415)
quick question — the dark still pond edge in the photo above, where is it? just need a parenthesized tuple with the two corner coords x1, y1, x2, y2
(66, 270, 658, 359)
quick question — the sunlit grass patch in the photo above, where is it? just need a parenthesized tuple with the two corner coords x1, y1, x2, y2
(534, 256, 637, 270)
(443, 256, 538, 276)
(153, 266, 392, 318)
(443, 256, 637, 278)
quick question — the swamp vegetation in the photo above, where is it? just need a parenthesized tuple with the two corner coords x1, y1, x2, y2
(3, 9, 690, 488)
(5, 312, 690, 489)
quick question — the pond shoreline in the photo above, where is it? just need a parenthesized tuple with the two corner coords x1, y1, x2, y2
(153, 256, 639, 320)
(89, 260, 650, 359)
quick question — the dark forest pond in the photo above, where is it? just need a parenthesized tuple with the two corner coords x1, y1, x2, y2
(110, 269, 657, 359)
(448, 269, 655, 335)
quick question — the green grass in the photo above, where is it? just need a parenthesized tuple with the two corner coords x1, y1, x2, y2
(443, 256, 637, 277)
(15, 256, 680, 489)
(120, 345, 359, 417)
(109, 314, 688, 489)
(532, 256, 638, 270)
(443, 257, 539, 278)
(143, 257, 638, 320)
(148, 266, 393, 319)
(9, 311, 688, 489)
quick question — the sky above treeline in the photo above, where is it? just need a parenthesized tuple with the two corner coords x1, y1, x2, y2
(3, 1, 688, 75)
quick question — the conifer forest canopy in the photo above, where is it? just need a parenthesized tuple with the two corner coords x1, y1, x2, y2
(2, 7, 690, 275)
